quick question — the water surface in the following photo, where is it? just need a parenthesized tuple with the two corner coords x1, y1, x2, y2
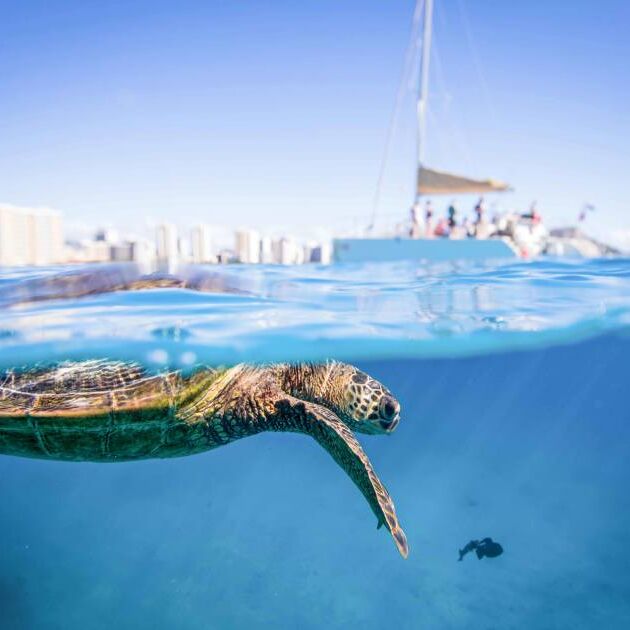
(1, 258, 629, 629)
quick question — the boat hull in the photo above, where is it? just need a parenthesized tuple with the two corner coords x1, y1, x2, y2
(332, 237, 517, 263)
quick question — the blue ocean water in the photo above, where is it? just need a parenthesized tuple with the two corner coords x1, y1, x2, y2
(1, 258, 629, 629)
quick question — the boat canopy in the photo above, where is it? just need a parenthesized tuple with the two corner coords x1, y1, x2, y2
(417, 166, 510, 195)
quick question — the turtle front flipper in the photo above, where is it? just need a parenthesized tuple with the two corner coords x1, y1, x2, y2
(272, 396, 409, 559)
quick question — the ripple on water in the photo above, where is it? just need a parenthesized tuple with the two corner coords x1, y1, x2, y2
(0, 258, 628, 368)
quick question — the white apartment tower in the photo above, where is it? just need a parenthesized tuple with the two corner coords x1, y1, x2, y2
(190, 224, 213, 263)
(0, 204, 63, 266)
(155, 223, 178, 272)
(235, 230, 261, 264)
(259, 236, 274, 264)
(272, 236, 302, 264)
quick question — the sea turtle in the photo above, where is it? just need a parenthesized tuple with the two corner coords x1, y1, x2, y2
(0, 359, 408, 557)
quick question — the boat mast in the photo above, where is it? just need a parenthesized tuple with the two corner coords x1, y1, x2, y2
(415, 0, 433, 203)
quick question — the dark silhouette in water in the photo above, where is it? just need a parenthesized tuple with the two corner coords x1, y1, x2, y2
(458, 537, 503, 561)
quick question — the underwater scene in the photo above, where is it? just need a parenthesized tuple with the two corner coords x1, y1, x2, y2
(1, 258, 629, 629)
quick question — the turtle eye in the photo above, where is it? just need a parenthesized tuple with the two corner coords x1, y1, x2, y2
(380, 396, 399, 420)
(378, 395, 400, 430)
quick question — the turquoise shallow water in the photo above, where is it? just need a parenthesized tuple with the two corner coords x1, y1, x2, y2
(1, 258, 629, 629)
(0, 257, 629, 368)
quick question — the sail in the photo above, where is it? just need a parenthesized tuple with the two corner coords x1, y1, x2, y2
(417, 166, 510, 195)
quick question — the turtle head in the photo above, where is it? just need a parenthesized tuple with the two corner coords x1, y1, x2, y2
(339, 366, 400, 434)
(319, 363, 401, 435)
(277, 362, 401, 434)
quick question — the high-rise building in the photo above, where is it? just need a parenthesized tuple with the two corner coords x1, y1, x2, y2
(190, 224, 213, 263)
(155, 223, 178, 272)
(272, 236, 301, 264)
(129, 239, 155, 271)
(259, 236, 273, 264)
(177, 236, 191, 264)
(235, 230, 261, 263)
(0, 205, 26, 266)
(0, 204, 63, 266)
(31, 209, 64, 265)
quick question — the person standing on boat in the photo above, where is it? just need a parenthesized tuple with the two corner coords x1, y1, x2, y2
(424, 200, 434, 237)
(473, 197, 487, 237)
(447, 202, 458, 229)
(409, 202, 421, 239)
(474, 197, 486, 225)
(522, 201, 542, 225)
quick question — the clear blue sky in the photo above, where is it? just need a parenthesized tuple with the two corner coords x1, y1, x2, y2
(1, 0, 628, 245)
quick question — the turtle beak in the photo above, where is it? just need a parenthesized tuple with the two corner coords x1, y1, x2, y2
(380, 414, 399, 433)
(379, 395, 401, 432)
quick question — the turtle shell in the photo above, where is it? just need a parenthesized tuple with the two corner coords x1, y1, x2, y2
(0, 361, 219, 462)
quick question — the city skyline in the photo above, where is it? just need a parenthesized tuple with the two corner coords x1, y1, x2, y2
(1, 1, 629, 251)
(0, 203, 331, 267)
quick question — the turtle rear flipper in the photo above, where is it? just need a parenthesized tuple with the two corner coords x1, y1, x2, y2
(272, 396, 409, 559)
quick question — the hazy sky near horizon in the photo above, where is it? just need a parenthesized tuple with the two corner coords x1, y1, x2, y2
(1, 0, 628, 245)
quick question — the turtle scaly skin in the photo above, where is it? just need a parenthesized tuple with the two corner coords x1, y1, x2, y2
(0, 360, 408, 557)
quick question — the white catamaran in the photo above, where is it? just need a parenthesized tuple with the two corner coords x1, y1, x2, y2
(333, 0, 520, 263)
